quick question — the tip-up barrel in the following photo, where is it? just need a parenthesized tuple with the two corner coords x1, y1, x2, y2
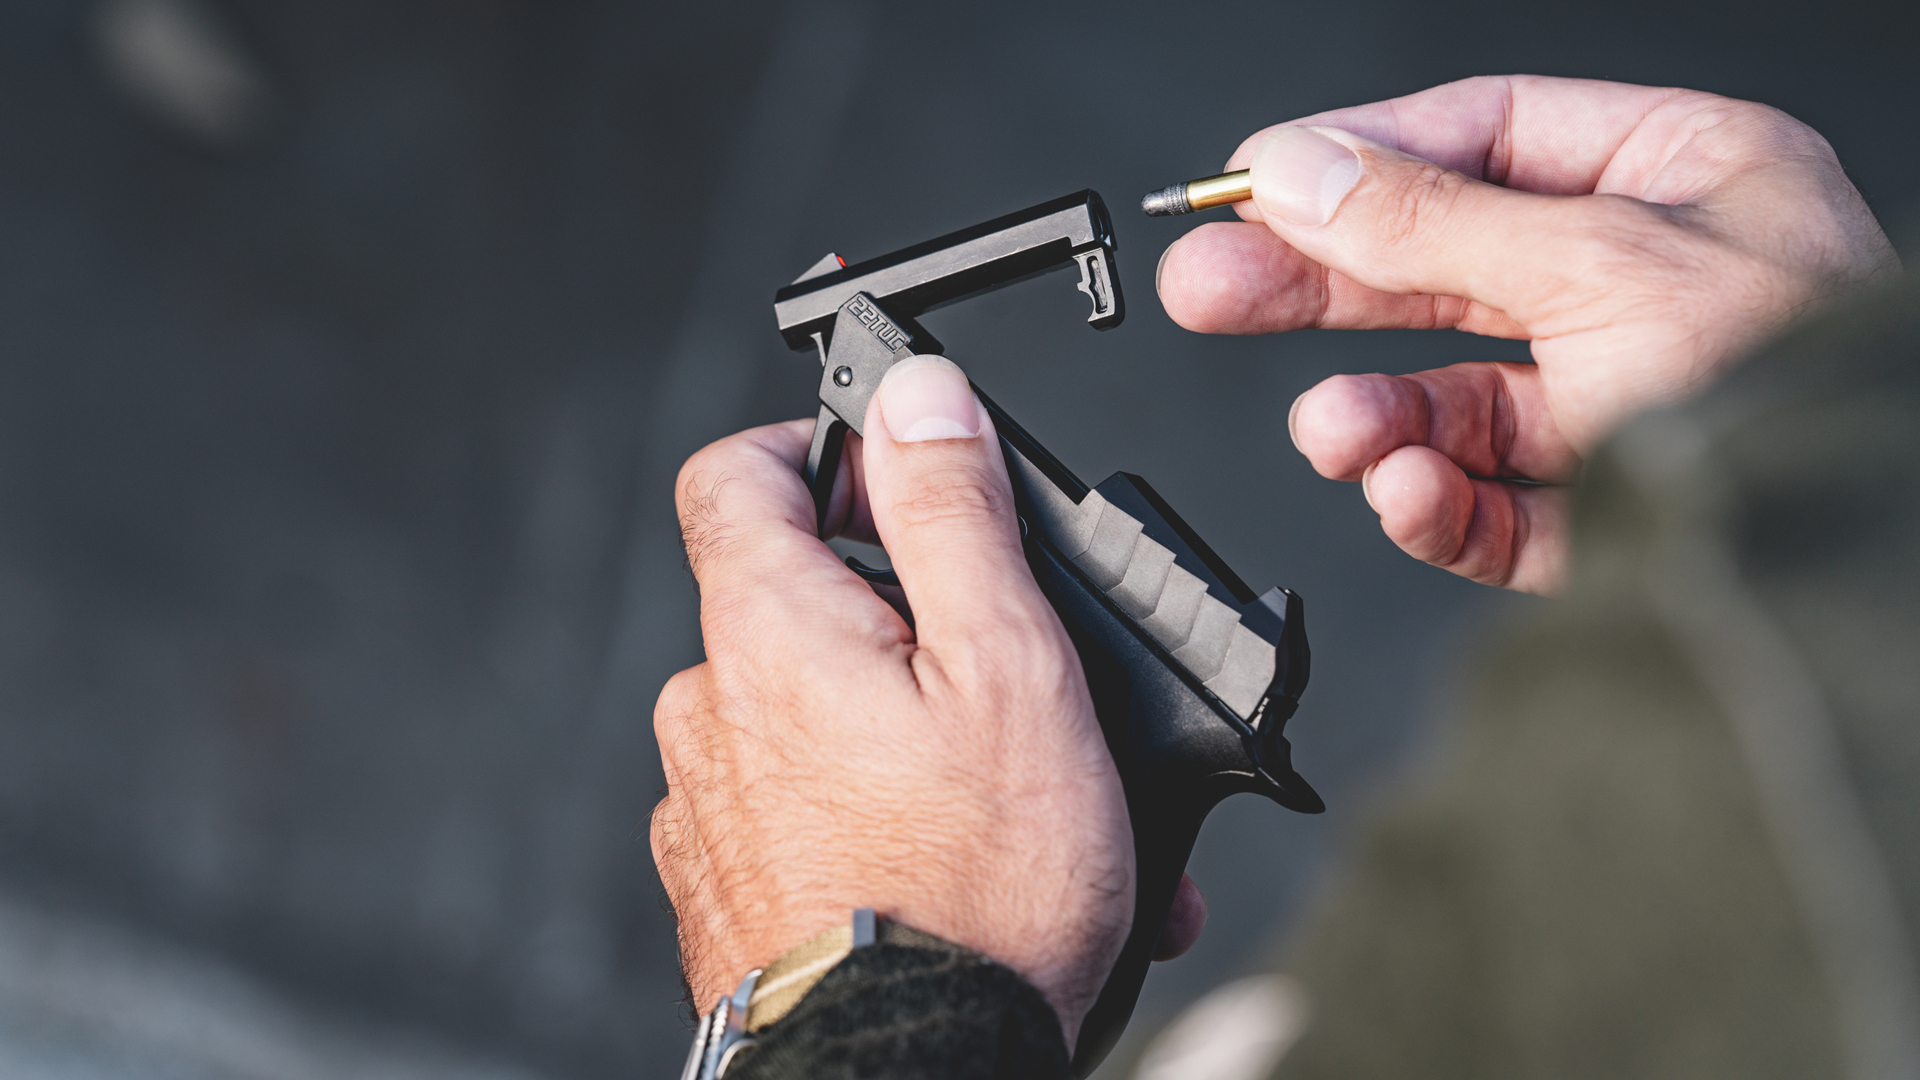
(774, 189, 1122, 352)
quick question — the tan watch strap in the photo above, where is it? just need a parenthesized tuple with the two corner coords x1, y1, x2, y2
(743, 909, 944, 1032)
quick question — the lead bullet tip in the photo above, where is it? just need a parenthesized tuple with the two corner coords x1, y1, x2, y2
(1141, 184, 1191, 217)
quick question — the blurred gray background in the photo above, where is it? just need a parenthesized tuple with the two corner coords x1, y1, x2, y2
(0, 0, 1913, 1077)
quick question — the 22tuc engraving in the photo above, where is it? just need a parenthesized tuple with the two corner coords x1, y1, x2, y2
(846, 293, 912, 352)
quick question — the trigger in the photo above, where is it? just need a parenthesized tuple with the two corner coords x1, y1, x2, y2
(804, 406, 848, 537)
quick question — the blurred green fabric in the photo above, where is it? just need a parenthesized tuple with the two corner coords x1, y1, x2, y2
(1270, 281, 1920, 1080)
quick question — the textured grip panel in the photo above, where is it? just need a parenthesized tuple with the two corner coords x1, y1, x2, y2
(1053, 496, 1282, 721)
(1140, 567, 1208, 650)
(1170, 597, 1237, 681)
(1110, 536, 1175, 618)
(1207, 625, 1279, 718)
(1080, 502, 1145, 589)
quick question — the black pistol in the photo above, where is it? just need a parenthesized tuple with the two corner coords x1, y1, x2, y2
(772, 190, 1323, 1075)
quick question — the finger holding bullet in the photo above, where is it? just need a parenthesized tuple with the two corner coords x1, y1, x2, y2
(1140, 169, 1252, 216)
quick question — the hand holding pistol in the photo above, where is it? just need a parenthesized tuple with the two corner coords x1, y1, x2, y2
(772, 190, 1321, 1075)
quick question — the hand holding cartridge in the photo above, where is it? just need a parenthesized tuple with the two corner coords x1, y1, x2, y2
(1152, 75, 1898, 594)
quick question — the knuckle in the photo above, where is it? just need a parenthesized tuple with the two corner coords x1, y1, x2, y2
(674, 430, 776, 577)
(673, 442, 724, 513)
(891, 461, 1007, 531)
(648, 794, 678, 853)
(649, 794, 695, 882)
(1548, 197, 1712, 305)
(1573, 196, 1675, 251)
(1377, 161, 1470, 251)
(1692, 96, 1821, 153)
(652, 666, 709, 759)
(927, 609, 1083, 710)
(676, 466, 738, 577)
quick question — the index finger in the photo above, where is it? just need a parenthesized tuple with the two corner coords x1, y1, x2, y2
(1222, 75, 1716, 199)
(676, 419, 907, 651)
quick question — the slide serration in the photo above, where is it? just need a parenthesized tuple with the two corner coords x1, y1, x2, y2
(1034, 488, 1281, 720)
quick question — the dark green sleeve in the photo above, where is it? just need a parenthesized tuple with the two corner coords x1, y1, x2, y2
(727, 936, 1071, 1080)
(1264, 280, 1920, 1080)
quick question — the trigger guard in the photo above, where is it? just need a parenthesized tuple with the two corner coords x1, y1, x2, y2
(845, 556, 900, 587)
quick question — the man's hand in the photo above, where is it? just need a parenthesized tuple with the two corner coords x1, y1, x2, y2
(1158, 75, 1899, 593)
(651, 356, 1133, 1044)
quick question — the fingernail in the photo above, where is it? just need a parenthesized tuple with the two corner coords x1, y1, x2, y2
(1252, 126, 1362, 227)
(1155, 244, 1172, 296)
(1360, 462, 1379, 512)
(1286, 394, 1304, 453)
(877, 355, 980, 442)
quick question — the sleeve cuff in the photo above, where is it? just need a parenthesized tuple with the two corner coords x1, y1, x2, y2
(724, 915, 1071, 1080)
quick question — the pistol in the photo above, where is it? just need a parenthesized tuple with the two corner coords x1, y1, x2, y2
(772, 190, 1322, 1075)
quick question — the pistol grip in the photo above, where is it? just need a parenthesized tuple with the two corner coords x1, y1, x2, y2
(1020, 527, 1254, 1076)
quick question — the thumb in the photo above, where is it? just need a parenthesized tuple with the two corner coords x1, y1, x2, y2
(1249, 125, 1616, 318)
(860, 355, 1049, 647)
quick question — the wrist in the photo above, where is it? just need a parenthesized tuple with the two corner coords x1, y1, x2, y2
(682, 910, 883, 1080)
(683, 909, 1074, 1080)
(681, 898, 1111, 1048)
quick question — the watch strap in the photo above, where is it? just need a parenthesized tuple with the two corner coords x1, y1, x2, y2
(685, 908, 931, 1079)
